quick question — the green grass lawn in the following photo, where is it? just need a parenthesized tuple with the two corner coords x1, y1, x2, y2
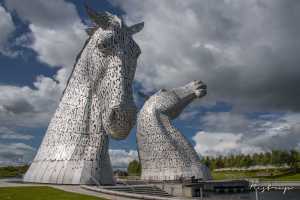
(0, 186, 107, 200)
(262, 172, 300, 181)
(212, 169, 300, 181)
(212, 170, 252, 180)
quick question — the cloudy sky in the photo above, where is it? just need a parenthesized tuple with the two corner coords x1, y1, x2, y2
(0, 0, 299, 169)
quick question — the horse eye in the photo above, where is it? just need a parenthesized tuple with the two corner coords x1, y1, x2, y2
(98, 41, 110, 49)
(98, 40, 113, 54)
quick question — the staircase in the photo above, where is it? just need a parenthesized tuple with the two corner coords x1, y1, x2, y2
(102, 185, 173, 197)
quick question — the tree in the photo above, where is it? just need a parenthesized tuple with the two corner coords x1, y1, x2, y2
(215, 156, 225, 169)
(200, 149, 300, 170)
(263, 152, 272, 165)
(271, 150, 281, 166)
(202, 156, 212, 169)
(127, 160, 141, 176)
(288, 150, 300, 170)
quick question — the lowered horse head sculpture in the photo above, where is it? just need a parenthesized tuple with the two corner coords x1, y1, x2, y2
(137, 80, 212, 181)
(24, 6, 143, 185)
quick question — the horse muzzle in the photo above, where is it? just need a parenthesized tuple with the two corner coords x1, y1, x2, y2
(103, 106, 137, 140)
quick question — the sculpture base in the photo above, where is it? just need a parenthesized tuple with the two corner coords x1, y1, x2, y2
(23, 160, 114, 185)
(141, 163, 212, 182)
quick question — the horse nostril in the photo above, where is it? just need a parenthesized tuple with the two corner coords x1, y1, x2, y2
(112, 110, 116, 120)
(201, 84, 207, 89)
(110, 108, 119, 121)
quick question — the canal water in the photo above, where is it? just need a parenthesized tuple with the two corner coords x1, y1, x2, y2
(204, 190, 300, 200)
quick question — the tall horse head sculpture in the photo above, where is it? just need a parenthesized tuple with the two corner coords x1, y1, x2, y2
(24, 6, 143, 185)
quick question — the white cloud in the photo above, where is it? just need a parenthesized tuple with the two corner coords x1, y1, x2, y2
(113, 0, 300, 112)
(109, 149, 138, 169)
(0, 127, 33, 140)
(0, 1, 99, 167)
(0, 0, 87, 129)
(29, 22, 87, 68)
(0, 5, 16, 57)
(193, 131, 261, 156)
(0, 143, 35, 166)
(0, 145, 139, 168)
(193, 112, 300, 156)
(0, 75, 63, 128)
(200, 112, 252, 133)
(110, 0, 300, 157)
(178, 110, 200, 121)
(5, 0, 87, 68)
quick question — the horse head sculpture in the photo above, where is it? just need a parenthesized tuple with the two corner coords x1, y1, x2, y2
(137, 80, 212, 181)
(84, 6, 144, 139)
(24, 6, 143, 185)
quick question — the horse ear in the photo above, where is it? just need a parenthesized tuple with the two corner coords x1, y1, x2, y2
(127, 22, 144, 35)
(85, 4, 113, 30)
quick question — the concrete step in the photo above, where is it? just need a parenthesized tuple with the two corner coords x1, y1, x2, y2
(102, 186, 173, 197)
(132, 189, 171, 194)
(121, 191, 171, 196)
(81, 185, 176, 200)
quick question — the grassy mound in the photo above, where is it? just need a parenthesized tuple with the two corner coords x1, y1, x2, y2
(0, 165, 29, 178)
(212, 168, 300, 181)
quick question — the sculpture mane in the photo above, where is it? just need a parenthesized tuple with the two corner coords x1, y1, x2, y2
(24, 6, 143, 185)
(137, 80, 211, 181)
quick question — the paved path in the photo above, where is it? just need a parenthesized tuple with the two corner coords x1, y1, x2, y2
(0, 178, 133, 200)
